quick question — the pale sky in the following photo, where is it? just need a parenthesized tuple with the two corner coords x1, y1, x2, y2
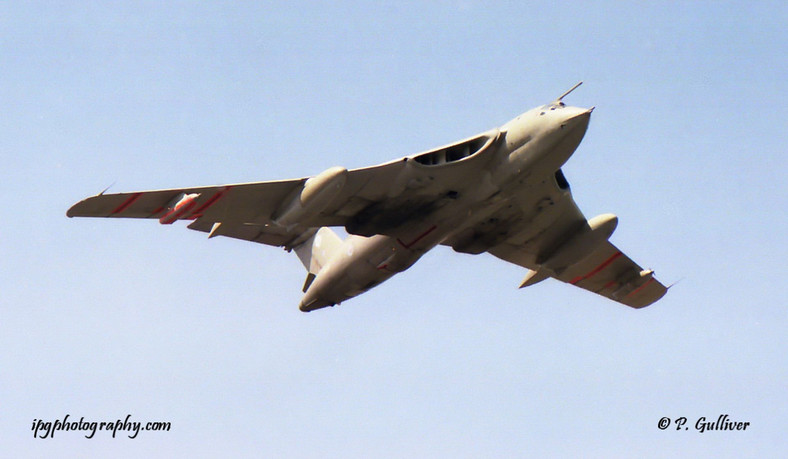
(2, 2, 787, 457)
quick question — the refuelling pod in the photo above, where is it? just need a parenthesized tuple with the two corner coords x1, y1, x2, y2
(159, 193, 201, 225)
(273, 166, 348, 227)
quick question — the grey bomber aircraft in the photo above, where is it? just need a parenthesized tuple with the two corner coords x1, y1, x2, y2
(68, 83, 667, 311)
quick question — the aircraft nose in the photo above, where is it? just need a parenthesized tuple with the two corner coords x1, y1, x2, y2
(560, 106, 593, 131)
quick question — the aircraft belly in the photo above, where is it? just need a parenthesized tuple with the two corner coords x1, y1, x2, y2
(443, 174, 570, 255)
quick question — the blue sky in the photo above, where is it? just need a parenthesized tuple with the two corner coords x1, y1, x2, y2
(2, 2, 786, 457)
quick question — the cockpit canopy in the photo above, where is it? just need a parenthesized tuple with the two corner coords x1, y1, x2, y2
(412, 130, 498, 167)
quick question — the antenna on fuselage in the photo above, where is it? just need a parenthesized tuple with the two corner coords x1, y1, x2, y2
(556, 81, 583, 102)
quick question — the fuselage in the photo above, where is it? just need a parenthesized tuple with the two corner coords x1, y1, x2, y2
(298, 101, 593, 311)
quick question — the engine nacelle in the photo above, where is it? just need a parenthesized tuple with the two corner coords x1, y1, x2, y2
(542, 213, 618, 269)
(274, 166, 348, 226)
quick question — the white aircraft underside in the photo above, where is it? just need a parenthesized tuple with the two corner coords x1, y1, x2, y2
(68, 83, 667, 312)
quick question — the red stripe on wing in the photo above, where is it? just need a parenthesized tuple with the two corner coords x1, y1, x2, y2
(626, 277, 655, 298)
(570, 251, 622, 285)
(110, 193, 142, 215)
(189, 186, 232, 219)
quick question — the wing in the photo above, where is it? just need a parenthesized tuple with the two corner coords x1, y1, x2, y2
(456, 170, 666, 308)
(491, 239, 667, 308)
(68, 129, 501, 247)
(67, 179, 314, 247)
(556, 241, 666, 308)
(66, 180, 299, 222)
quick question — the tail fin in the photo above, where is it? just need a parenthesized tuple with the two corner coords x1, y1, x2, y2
(294, 227, 343, 291)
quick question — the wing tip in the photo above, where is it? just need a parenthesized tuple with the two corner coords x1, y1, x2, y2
(66, 198, 95, 218)
(66, 202, 82, 218)
(625, 280, 669, 309)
